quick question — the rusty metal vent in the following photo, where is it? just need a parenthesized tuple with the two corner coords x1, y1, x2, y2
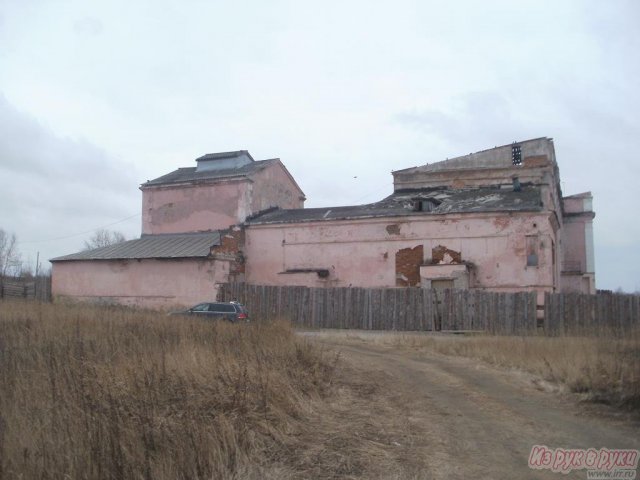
(512, 145, 522, 165)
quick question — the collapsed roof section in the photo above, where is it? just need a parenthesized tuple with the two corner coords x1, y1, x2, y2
(392, 137, 559, 192)
(246, 185, 543, 225)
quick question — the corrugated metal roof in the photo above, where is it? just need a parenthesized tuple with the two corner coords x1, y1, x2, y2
(246, 186, 543, 225)
(141, 159, 277, 187)
(50, 232, 221, 262)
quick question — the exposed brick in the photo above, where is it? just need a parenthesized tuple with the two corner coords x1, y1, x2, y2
(523, 155, 549, 168)
(431, 245, 461, 264)
(395, 245, 423, 286)
(211, 227, 245, 276)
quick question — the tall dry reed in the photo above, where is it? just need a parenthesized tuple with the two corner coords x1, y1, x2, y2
(0, 301, 337, 479)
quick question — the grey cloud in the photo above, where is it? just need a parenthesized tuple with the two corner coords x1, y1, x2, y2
(395, 91, 532, 151)
(0, 94, 141, 264)
(0, 95, 136, 195)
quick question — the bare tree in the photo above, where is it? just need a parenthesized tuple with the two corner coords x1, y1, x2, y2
(83, 229, 126, 251)
(0, 229, 22, 279)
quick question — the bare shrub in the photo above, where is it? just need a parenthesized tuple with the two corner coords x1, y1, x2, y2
(83, 228, 126, 250)
(0, 228, 21, 278)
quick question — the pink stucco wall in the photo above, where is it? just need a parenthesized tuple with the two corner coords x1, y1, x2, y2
(245, 212, 558, 292)
(562, 220, 587, 272)
(250, 161, 305, 212)
(141, 163, 305, 235)
(52, 258, 230, 309)
(563, 194, 592, 214)
(560, 273, 595, 294)
(560, 192, 595, 293)
(141, 180, 249, 234)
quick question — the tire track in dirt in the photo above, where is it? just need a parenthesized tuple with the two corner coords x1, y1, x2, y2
(312, 338, 640, 479)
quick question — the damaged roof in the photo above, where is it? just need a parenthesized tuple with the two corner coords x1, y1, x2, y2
(393, 137, 554, 175)
(50, 232, 221, 262)
(246, 186, 543, 225)
(141, 159, 278, 187)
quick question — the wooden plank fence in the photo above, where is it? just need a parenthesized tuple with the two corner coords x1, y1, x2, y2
(219, 283, 639, 335)
(0, 276, 51, 302)
(218, 283, 538, 334)
(545, 291, 640, 335)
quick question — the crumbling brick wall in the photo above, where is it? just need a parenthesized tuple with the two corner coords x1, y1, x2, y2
(395, 245, 423, 286)
(211, 227, 245, 278)
(431, 245, 462, 264)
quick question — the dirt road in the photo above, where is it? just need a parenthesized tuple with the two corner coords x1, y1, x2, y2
(305, 332, 640, 479)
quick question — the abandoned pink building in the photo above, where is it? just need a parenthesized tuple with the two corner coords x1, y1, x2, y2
(51, 151, 304, 307)
(51, 138, 596, 307)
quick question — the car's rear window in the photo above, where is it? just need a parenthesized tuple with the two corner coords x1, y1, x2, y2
(210, 303, 236, 313)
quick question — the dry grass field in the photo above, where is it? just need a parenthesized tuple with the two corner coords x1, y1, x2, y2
(0, 301, 432, 479)
(413, 333, 640, 408)
(311, 328, 640, 409)
(2, 301, 637, 479)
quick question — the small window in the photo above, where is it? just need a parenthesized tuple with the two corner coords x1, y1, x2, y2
(412, 198, 440, 212)
(526, 236, 538, 267)
(191, 303, 209, 312)
(211, 303, 235, 313)
(512, 145, 522, 166)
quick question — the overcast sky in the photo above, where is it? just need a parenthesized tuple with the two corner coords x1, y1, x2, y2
(1, 0, 638, 291)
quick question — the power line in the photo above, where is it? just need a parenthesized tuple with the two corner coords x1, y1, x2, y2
(18, 213, 141, 244)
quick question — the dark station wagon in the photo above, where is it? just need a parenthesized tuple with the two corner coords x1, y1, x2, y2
(170, 302, 250, 323)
